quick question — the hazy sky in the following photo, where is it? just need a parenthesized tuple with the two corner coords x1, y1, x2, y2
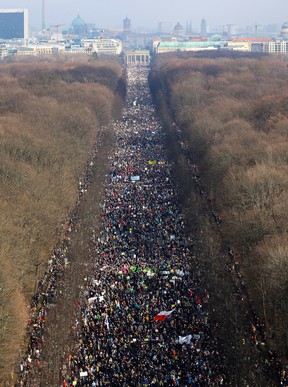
(0, 0, 286, 31)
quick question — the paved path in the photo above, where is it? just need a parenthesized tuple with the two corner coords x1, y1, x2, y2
(61, 65, 226, 386)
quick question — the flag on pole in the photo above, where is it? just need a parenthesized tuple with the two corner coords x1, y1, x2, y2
(154, 309, 175, 322)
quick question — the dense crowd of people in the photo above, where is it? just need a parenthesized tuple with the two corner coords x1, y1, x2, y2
(61, 66, 227, 386)
(16, 64, 287, 386)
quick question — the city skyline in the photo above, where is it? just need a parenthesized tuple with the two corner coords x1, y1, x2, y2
(0, 0, 286, 31)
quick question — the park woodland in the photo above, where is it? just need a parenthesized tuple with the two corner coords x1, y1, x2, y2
(0, 52, 288, 386)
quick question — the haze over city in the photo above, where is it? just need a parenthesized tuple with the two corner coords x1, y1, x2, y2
(1, 0, 286, 30)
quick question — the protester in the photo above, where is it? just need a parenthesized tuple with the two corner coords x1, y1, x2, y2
(61, 65, 226, 386)
(18, 64, 285, 386)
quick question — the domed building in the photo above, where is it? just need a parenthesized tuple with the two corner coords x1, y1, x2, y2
(173, 22, 184, 37)
(280, 22, 288, 39)
(72, 14, 88, 36)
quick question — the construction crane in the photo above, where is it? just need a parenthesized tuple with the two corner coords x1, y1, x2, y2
(51, 24, 65, 42)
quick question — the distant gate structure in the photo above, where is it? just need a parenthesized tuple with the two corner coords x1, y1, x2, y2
(125, 49, 150, 65)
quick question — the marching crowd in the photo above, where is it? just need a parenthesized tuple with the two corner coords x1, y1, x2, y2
(16, 63, 288, 386)
(17, 118, 106, 386)
(61, 66, 227, 386)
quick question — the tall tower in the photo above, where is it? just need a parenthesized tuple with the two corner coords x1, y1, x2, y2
(200, 18, 207, 37)
(123, 17, 131, 35)
(186, 20, 192, 35)
(42, 0, 46, 30)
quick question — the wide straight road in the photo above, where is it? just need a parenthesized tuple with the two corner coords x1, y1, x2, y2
(60, 65, 226, 386)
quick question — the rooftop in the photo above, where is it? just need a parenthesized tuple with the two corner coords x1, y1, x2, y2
(72, 14, 87, 27)
(229, 37, 274, 42)
(158, 41, 226, 48)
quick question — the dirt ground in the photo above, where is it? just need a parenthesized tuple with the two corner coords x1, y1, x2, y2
(18, 124, 116, 386)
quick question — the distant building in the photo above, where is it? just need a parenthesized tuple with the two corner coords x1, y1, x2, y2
(264, 24, 278, 34)
(158, 22, 172, 35)
(155, 40, 226, 54)
(14, 44, 65, 57)
(280, 22, 288, 39)
(124, 32, 155, 50)
(173, 22, 184, 37)
(0, 45, 9, 59)
(83, 38, 122, 56)
(252, 40, 288, 54)
(227, 24, 236, 37)
(15, 46, 36, 56)
(186, 20, 193, 35)
(65, 45, 91, 55)
(187, 36, 209, 42)
(123, 17, 132, 36)
(71, 14, 88, 36)
(200, 19, 207, 37)
(227, 37, 273, 52)
(0, 9, 28, 40)
(125, 49, 150, 65)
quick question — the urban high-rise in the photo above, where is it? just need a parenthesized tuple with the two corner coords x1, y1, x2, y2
(0, 9, 29, 40)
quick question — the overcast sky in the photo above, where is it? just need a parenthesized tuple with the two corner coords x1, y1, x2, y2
(0, 0, 286, 31)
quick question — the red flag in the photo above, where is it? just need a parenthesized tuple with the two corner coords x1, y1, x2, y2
(154, 309, 175, 322)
